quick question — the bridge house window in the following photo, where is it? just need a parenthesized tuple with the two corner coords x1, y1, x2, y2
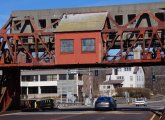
(128, 14, 136, 24)
(60, 40, 74, 53)
(14, 20, 21, 30)
(51, 19, 58, 28)
(155, 13, 164, 21)
(81, 38, 95, 52)
(115, 15, 123, 25)
(39, 19, 46, 29)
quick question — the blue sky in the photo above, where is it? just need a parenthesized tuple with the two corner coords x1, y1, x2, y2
(0, 0, 164, 27)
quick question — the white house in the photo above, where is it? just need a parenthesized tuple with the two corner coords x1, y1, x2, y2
(100, 67, 145, 96)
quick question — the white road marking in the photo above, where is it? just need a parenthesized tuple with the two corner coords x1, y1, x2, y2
(150, 114, 156, 120)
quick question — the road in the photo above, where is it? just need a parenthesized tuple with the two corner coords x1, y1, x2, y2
(1, 100, 164, 120)
(0, 110, 153, 120)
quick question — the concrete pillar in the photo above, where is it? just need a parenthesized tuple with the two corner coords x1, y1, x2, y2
(38, 87, 41, 94)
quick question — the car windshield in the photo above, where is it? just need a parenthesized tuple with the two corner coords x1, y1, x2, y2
(97, 97, 112, 101)
(136, 98, 144, 101)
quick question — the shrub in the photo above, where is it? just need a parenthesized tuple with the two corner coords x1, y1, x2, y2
(115, 87, 151, 98)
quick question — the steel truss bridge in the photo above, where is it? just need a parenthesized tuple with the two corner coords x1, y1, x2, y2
(0, 9, 164, 119)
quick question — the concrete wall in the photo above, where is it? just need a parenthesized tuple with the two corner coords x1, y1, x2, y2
(11, 2, 165, 33)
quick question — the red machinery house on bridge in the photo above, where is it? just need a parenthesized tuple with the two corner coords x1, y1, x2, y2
(55, 12, 108, 65)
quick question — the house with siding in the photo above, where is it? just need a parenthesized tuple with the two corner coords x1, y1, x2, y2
(100, 67, 145, 96)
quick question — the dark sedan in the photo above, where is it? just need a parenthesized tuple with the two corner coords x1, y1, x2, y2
(95, 96, 117, 111)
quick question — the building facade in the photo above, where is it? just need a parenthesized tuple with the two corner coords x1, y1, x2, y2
(108, 67, 145, 88)
(100, 67, 145, 96)
(20, 69, 83, 101)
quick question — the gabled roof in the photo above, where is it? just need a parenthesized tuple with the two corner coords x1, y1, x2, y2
(55, 12, 108, 33)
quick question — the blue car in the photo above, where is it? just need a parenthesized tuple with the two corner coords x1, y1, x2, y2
(95, 96, 117, 111)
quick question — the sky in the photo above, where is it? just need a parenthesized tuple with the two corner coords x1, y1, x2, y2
(0, 0, 164, 27)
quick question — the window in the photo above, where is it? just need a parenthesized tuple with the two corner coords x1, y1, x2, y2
(40, 74, 57, 81)
(40, 75, 47, 81)
(59, 74, 67, 80)
(14, 20, 21, 30)
(60, 40, 74, 53)
(51, 19, 58, 28)
(78, 74, 83, 80)
(114, 69, 118, 75)
(68, 74, 76, 80)
(39, 19, 46, 29)
(41, 86, 57, 93)
(130, 84, 133, 87)
(21, 37, 28, 43)
(130, 76, 133, 81)
(155, 13, 164, 21)
(128, 14, 136, 23)
(22, 75, 38, 82)
(116, 76, 124, 80)
(28, 87, 38, 94)
(81, 38, 95, 52)
(124, 67, 131, 71)
(107, 86, 110, 89)
(115, 15, 123, 25)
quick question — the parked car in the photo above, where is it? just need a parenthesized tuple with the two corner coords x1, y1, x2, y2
(38, 98, 55, 110)
(135, 98, 147, 106)
(95, 96, 117, 111)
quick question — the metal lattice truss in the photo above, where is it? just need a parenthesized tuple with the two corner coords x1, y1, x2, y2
(0, 11, 164, 68)
(0, 16, 60, 67)
(102, 11, 165, 65)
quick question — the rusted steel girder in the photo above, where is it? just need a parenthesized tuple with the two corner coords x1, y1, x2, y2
(0, 16, 59, 68)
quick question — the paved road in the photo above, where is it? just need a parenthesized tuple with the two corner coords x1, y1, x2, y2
(1, 100, 164, 120)
(0, 110, 154, 120)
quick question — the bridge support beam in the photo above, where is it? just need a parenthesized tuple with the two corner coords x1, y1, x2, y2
(0, 69, 20, 112)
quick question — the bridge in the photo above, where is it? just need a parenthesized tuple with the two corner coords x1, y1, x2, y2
(0, 4, 165, 119)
